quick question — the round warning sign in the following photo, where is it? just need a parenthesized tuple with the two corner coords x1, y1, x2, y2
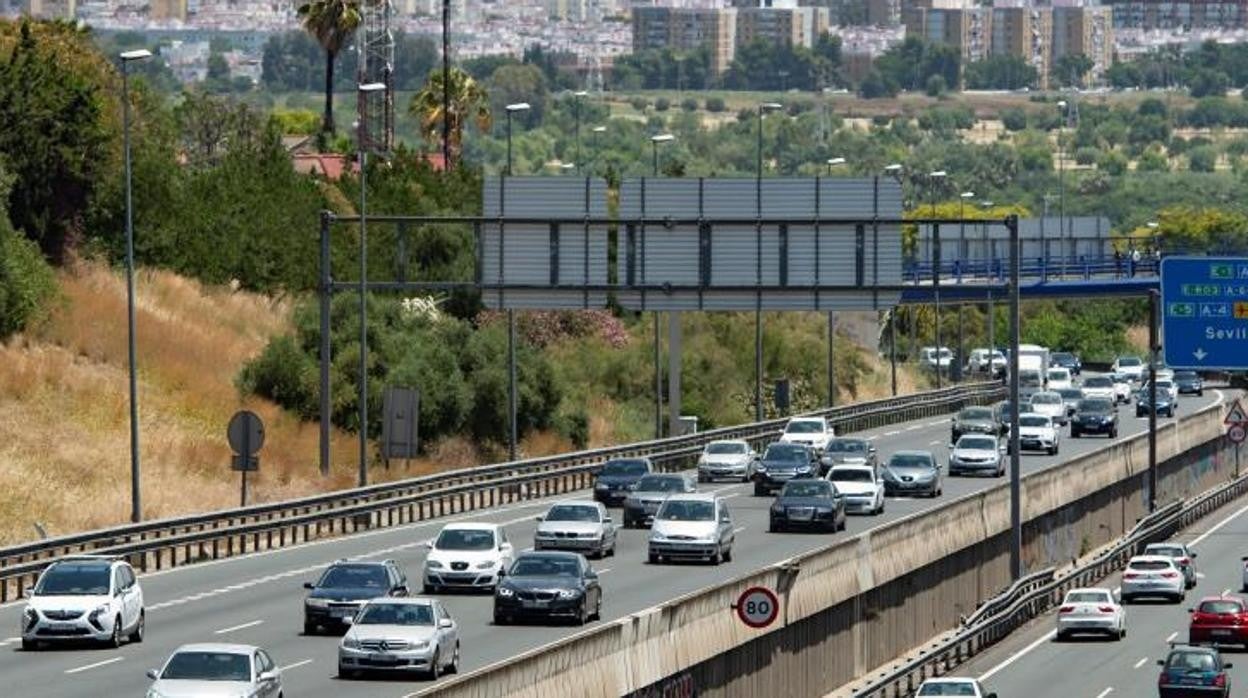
(735, 586, 780, 629)
(1230, 424, 1247, 444)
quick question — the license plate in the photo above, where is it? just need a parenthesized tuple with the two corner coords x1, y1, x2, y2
(790, 509, 813, 521)
(370, 653, 396, 662)
(522, 600, 548, 609)
(332, 608, 355, 618)
(49, 622, 75, 630)
(1212, 629, 1232, 636)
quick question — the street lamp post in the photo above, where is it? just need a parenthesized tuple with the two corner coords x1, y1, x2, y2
(825, 156, 845, 176)
(649, 133, 674, 438)
(929, 170, 947, 389)
(120, 48, 152, 523)
(572, 90, 587, 173)
(884, 163, 903, 396)
(958, 191, 974, 383)
(504, 102, 530, 461)
(355, 82, 386, 488)
(590, 125, 606, 176)
(825, 156, 846, 406)
(1057, 100, 1068, 267)
(755, 103, 782, 421)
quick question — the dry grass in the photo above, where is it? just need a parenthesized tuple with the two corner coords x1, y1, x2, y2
(0, 262, 485, 545)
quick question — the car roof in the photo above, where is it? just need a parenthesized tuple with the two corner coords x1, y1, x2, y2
(550, 500, 600, 509)
(1128, 554, 1177, 564)
(361, 596, 435, 606)
(1066, 587, 1113, 595)
(829, 463, 874, 472)
(437, 522, 501, 532)
(787, 416, 825, 422)
(326, 559, 391, 568)
(662, 493, 718, 502)
(890, 450, 933, 457)
(171, 643, 259, 655)
(515, 550, 585, 561)
(1144, 542, 1187, 550)
(706, 439, 748, 445)
(640, 473, 685, 480)
(920, 678, 978, 685)
(1196, 595, 1245, 604)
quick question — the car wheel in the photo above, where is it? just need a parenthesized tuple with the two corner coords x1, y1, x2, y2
(697, 474, 707, 484)
(428, 645, 441, 680)
(423, 584, 437, 595)
(1072, 429, 1080, 438)
(753, 484, 767, 497)
(1110, 428, 1118, 438)
(1055, 630, 1066, 642)
(446, 642, 460, 674)
(20, 639, 36, 651)
(108, 615, 122, 648)
(577, 600, 589, 626)
(648, 552, 659, 565)
(303, 620, 318, 635)
(337, 663, 351, 679)
(494, 611, 509, 626)
(1048, 446, 1058, 456)
(607, 541, 616, 558)
(128, 610, 144, 643)
(711, 546, 723, 566)
(592, 595, 602, 621)
(1198, 390, 1203, 397)
(723, 546, 733, 563)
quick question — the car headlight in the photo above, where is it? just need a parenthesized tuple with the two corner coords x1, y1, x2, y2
(649, 533, 666, 543)
(496, 586, 515, 597)
(342, 636, 361, 649)
(425, 560, 444, 569)
(476, 560, 496, 570)
(755, 464, 767, 472)
(410, 640, 429, 650)
(770, 503, 783, 513)
(796, 465, 811, 473)
(305, 597, 329, 608)
(594, 483, 607, 490)
(22, 606, 36, 622)
(88, 604, 110, 623)
(557, 589, 581, 599)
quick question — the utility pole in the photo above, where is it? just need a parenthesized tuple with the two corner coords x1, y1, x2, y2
(1008, 214, 1022, 580)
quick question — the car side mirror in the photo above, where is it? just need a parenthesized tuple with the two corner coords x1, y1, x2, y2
(391, 585, 408, 596)
(985, 693, 997, 698)
(342, 615, 354, 626)
(1157, 659, 1165, 666)
(585, 572, 598, 581)
(258, 670, 279, 682)
(1187, 608, 1195, 613)
(497, 568, 507, 578)
(1191, 552, 1198, 558)
(438, 618, 454, 629)
(146, 669, 160, 680)
(534, 515, 544, 522)
(947, 444, 955, 450)
(1225, 662, 1234, 669)
(303, 582, 315, 590)
(22, 588, 32, 599)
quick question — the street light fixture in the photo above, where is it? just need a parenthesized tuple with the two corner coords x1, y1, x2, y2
(505, 102, 531, 177)
(826, 157, 846, 175)
(120, 47, 152, 523)
(755, 103, 782, 422)
(572, 90, 588, 173)
(354, 82, 385, 488)
(650, 133, 674, 176)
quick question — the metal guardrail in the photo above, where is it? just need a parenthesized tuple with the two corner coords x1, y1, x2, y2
(853, 472, 1248, 697)
(0, 381, 1005, 602)
(904, 255, 1160, 284)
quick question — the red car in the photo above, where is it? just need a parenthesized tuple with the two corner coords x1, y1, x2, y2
(1189, 596, 1248, 648)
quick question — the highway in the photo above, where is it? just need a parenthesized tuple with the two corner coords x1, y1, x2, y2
(1, 381, 1221, 698)
(952, 450, 1248, 698)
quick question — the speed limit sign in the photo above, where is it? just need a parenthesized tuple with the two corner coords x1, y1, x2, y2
(735, 586, 780, 629)
(1230, 424, 1247, 444)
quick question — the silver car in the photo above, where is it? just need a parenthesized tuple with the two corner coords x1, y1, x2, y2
(696, 440, 758, 482)
(1144, 542, 1198, 589)
(1120, 555, 1185, 603)
(948, 435, 1004, 477)
(338, 598, 459, 680)
(648, 494, 735, 565)
(147, 643, 282, 698)
(1028, 391, 1068, 425)
(533, 500, 617, 558)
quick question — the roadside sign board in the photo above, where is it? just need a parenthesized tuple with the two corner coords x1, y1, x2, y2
(227, 410, 265, 456)
(1225, 399, 1248, 426)
(1229, 424, 1247, 444)
(734, 586, 780, 629)
(1160, 257, 1248, 370)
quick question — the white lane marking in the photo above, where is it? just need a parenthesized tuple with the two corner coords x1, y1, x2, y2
(1095, 688, 1114, 698)
(929, 440, 942, 446)
(720, 493, 740, 500)
(65, 657, 123, 674)
(865, 435, 879, 441)
(926, 421, 945, 427)
(0, 636, 18, 646)
(734, 526, 747, 533)
(978, 630, 1056, 681)
(1189, 502, 1248, 548)
(279, 659, 313, 672)
(1222, 588, 1232, 596)
(214, 619, 264, 635)
(905, 425, 923, 431)
(884, 430, 900, 436)
(597, 568, 612, 575)
(1134, 657, 1149, 669)
(1166, 631, 1178, 643)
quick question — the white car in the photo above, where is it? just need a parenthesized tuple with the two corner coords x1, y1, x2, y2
(1028, 391, 1068, 425)
(916, 677, 997, 697)
(696, 439, 758, 482)
(1112, 356, 1146, 382)
(422, 523, 514, 594)
(1121, 555, 1186, 603)
(967, 348, 1006, 375)
(778, 416, 835, 452)
(1111, 374, 1134, 404)
(534, 500, 616, 558)
(1056, 587, 1125, 641)
(648, 494, 735, 565)
(947, 434, 1005, 477)
(147, 643, 281, 698)
(1147, 379, 1179, 402)
(338, 598, 459, 680)
(1046, 368, 1073, 391)
(1017, 413, 1060, 455)
(1081, 375, 1116, 401)
(826, 464, 884, 515)
(22, 555, 145, 650)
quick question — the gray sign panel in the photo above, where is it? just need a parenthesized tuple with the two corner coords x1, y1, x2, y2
(381, 386, 420, 461)
(480, 177, 609, 309)
(616, 177, 902, 311)
(916, 217, 1111, 266)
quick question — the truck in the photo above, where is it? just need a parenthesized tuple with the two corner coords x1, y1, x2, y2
(1015, 344, 1050, 400)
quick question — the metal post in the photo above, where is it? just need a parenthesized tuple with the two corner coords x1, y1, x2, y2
(988, 292, 996, 379)
(755, 308, 763, 421)
(1008, 214, 1022, 580)
(654, 313, 662, 438)
(755, 105, 765, 423)
(889, 310, 897, 396)
(122, 62, 142, 523)
(241, 468, 248, 508)
(827, 311, 836, 407)
(319, 212, 332, 477)
(509, 309, 518, 460)
(668, 312, 682, 436)
(1148, 289, 1158, 512)
(441, 0, 450, 170)
(358, 148, 369, 488)
(933, 223, 942, 390)
(574, 95, 582, 174)
(957, 304, 964, 383)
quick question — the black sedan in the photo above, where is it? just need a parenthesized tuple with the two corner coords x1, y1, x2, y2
(592, 458, 653, 507)
(493, 552, 601, 626)
(1136, 389, 1176, 418)
(769, 480, 846, 533)
(753, 443, 818, 496)
(1051, 352, 1082, 375)
(303, 560, 409, 635)
(622, 474, 694, 528)
(1070, 398, 1117, 438)
(819, 437, 877, 476)
(1174, 370, 1204, 396)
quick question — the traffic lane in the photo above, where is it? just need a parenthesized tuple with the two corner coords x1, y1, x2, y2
(954, 496, 1248, 698)
(7, 388, 1221, 697)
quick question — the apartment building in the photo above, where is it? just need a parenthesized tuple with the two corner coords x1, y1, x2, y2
(547, 0, 589, 22)
(736, 3, 831, 48)
(150, 0, 188, 21)
(1101, 0, 1248, 29)
(1052, 4, 1113, 87)
(632, 6, 738, 75)
(24, 0, 74, 18)
(903, 4, 992, 65)
(991, 5, 1052, 89)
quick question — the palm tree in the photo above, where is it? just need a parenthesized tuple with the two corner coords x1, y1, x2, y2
(409, 67, 492, 165)
(296, 0, 361, 140)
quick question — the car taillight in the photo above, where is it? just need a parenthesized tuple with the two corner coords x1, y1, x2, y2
(1214, 674, 1227, 688)
(1162, 572, 1178, 578)
(1123, 572, 1139, 579)
(1058, 606, 1074, 614)
(1178, 558, 1190, 566)
(1098, 606, 1115, 613)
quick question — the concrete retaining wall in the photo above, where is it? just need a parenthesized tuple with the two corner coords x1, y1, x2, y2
(417, 397, 1231, 698)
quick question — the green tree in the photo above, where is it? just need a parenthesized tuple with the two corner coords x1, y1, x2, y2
(964, 54, 1037, 90)
(296, 0, 361, 138)
(0, 163, 55, 339)
(925, 74, 947, 97)
(1137, 147, 1170, 173)
(1000, 107, 1028, 131)
(1053, 54, 1094, 88)
(1188, 145, 1218, 172)
(408, 67, 492, 165)
(1098, 149, 1128, 175)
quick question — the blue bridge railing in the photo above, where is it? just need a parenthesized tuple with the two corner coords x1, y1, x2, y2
(903, 254, 1161, 284)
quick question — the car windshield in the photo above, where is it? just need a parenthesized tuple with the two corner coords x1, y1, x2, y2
(35, 562, 111, 596)
(1059, 389, 1083, 400)
(1048, 370, 1069, 380)
(160, 652, 251, 682)
(826, 440, 867, 453)
(544, 505, 599, 522)
(785, 420, 823, 434)
(318, 565, 389, 589)
(829, 469, 873, 482)
(782, 481, 833, 498)
(959, 407, 993, 420)
(1199, 600, 1244, 614)
(1020, 415, 1049, 427)
(1175, 371, 1198, 380)
(1128, 560, 1172, 571)
(635, 476, 685, 493)
(1031, 394, 1061, 405)
(601, 460, 648, 476)
(357, 602, 434, 626)
(705, 442, 747, 455)
(1145, 545, 1185, 557)
(1084, 377, 1112, 388)
(510, 556, 581, 577)
(1065, 591, 1112, 604)
(1053, 353, 1073, 362)
(1166, 651, 1217, 672)
(959, 437, 997, 450)
(657, 500, 715, 521)
(1118, 357, 1141, 367)
(889, 454, 933, 468)
(765, 445, 808, 462)
(434, 528, 496, 551)
(917, 682, 979, 696)
(1156, 381, 1174, 389)
(1078, 399, 1114, 413)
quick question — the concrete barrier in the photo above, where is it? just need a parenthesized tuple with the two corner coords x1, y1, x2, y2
(414, 396, 1231, 698)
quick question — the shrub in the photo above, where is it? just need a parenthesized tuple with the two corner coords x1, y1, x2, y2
(1074, 147, 1099, 166)
(704, 96, 726, 112)
(654, 97, 670, 112)
(1188, 145, 1218, 173)
(630, 97, 648, 112)
(680, 97, 698, 112)
(925, 74, 947, 97)
(1001, 107, 1027, 132)
(235, 335, 317, 417)
(1136, 148, 1170, 173)
(0, 226, 58, 339)
(1098, 150, 1128, 176)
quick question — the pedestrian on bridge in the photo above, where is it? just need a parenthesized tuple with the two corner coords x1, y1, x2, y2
(1114, 250, 1123, 278)
(1130, 247, 1141, 278)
